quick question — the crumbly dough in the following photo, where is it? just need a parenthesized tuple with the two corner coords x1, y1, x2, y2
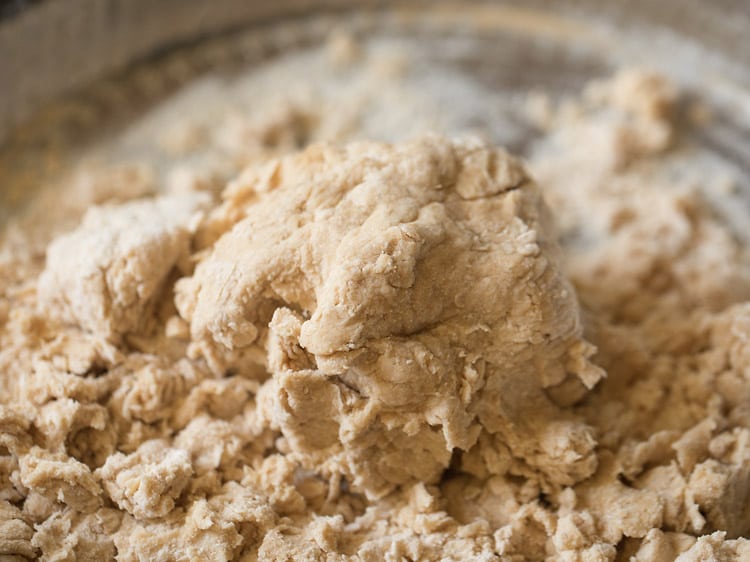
(1, 68, 749, 561)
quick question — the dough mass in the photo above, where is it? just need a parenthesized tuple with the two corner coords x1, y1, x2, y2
(1, 68, 750, 561)
(177, 136, 603, 499)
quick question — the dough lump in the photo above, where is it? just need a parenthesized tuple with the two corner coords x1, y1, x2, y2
(177, 135, 603, 497)
(38, 193, 210, 340)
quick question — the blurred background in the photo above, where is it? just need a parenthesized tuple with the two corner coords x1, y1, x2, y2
(2, 0, 750, 139)
(1, 0, 749, 226)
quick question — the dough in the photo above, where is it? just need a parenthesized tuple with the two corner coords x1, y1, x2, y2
(38, 193, 210, 340)
(0, 67, 749, 561)
(177, 135, 603, 498)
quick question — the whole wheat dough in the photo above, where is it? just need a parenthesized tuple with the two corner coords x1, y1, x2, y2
(38, 193, 211, 340)
(0, 67, 749, 561)
(176, 135, 603, 498)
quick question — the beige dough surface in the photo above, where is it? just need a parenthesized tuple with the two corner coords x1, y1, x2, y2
(1, 62, 750, 561)
(177, 135, 603, 501)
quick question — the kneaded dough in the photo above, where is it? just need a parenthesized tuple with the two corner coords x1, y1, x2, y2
(177, 135, 603, 497)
